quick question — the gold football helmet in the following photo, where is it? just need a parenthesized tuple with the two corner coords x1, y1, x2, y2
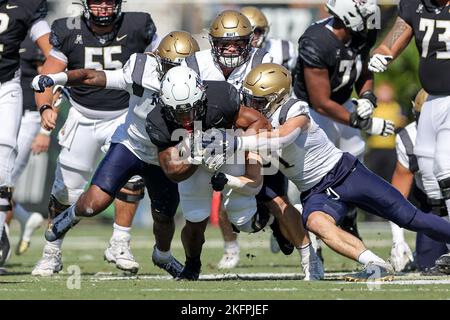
(242, 63, 292, 117)
(240, 6, 270, 48)
(412, 88, 428, 120)
(155, 31, 200, 79)
(208, 10, 253, 68)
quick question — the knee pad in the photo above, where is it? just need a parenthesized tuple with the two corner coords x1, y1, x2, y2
(151, 210, 174, 224)
(116, 177, 145, 203)
(438, 177, 450, 200)
(427, 198, 448, 217)
(0, 186, 12, 211)
(48, 194, 71, 220)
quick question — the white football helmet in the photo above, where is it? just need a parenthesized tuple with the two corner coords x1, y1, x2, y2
(159, 66, 206, 127)
(326, 0, 379, 33)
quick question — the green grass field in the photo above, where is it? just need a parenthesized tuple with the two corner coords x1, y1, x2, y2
(1, 219, 450, 300)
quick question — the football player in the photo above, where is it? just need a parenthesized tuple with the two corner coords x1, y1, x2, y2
(182, 10, 320, 276)
(207, 62, 450, 281)
(0, 0, 51, 270)
(390, 89, 448, 274)
(368, 0, 450, 274)
(146, 66, 315, 280)
(31, 0, 159, 276)
(31, 31, 200, 278)
(292, 0, 395, 243)
(241, 6, 297, 71)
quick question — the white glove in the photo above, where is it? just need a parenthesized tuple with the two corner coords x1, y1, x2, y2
(368, 54, 393, 73)
(203, 153, 227, 171)
(366, 117, 395, 136)
(31, 73, 68, 93)
(352, 98, 375, 119)
(390, 241, 414, 272)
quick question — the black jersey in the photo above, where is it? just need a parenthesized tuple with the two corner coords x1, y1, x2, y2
(20, 35, 44, 111)
(50, 12, 156, 112)
(146, 81, 240, 151)
(0, 0, 47, 82)
(398, 0, 450, 95)
(293, 17, 377, 105)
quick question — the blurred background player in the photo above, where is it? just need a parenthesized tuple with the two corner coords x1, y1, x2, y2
(32, 31, 201, 278)
(240, 6, 297, 71)
(369, 0, 450, 274)
(292, 0, 395, 247)
(390, 89, 448, 274)
(31, 0, 159, 276)
(0, 0, 52, 271)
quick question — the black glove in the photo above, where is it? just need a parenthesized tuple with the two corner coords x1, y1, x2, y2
(210, 172, 228, 192)
(349, 111, 371, 131)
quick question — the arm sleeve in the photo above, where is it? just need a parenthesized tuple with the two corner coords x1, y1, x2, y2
(103, 54, 135, 93)
(298, 36, 330, 69)
(395, 134, 410, 170)
(49, 48, 68, 64)
(29, 19, 51, 42)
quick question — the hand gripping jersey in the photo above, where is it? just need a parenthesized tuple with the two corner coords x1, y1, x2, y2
(269, 98, 343, 192)
(0, 0, 48, 82)
(50, 12, 156, 115)
(398, 0, 450, 95)
(293, 17, 377, 105)
(182, 47, 272, 91)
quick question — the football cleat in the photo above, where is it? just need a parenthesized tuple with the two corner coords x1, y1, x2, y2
(421, 266, 448, 276)
(269, 219, 294, 255)
(45, 206, 79, 242)
(217, 246, 240, 269)
(302, 253, 325, 281)
(16, 212, 44, 255)
(0, 226, 11, 267)
(31, 245, 63, 276)
(435, 253, 450, 275)
(269, 234, 281, 254)
(340, 211, 363, 241)
(177, 257, 201, 281)
(104, 236, 140, 274)
(152, 246, 184, 278)
(344, 261, 394, 282)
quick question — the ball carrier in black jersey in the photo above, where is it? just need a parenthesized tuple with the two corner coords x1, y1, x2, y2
(32, 0, 159, 276)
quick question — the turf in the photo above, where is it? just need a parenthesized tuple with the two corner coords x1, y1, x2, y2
(1, 220, 449, 300)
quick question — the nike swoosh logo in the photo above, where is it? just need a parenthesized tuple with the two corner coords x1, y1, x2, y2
(116, 34, 127, 41)
(214, 117, 224, 125)
(6, 4, 18, 9)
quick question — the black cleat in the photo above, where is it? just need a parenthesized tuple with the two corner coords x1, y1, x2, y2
(177, 257, 201, 281)
(152, 247, 184, 278)
(435, 253, 450, 275)
(269, 219, 294, 256)
(421, 266, 448, 276)
(316, 247, 324, 264)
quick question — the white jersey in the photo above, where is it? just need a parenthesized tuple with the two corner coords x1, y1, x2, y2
(270, 99, 343, 192)
(395, 122, 425, 192)
(103, 53, 161, 165)
(263, 38, 297, 71)
(182, 48, 272, 91)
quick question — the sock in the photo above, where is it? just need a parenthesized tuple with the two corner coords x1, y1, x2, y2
(297, 243, 314, 263)
(0, 211, 5, 239)
(357, 250, 385, 265)
(14, 203, 30, 226)
(153, 246, 172, 262)
(112, 223, 131, 241)
(224, 240, 239, 253)
(46, 238, 63, 250)
(390, 221, 405, 244)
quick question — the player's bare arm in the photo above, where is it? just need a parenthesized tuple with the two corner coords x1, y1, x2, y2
(304, 67, 351, 125)
(391, 161, 414, 198)
(35, 33, 52, 58)
(158, 146, 198, 183)
(65, 69, 107, 87)
(355, 56, 374, 96)
(234, 106, 272, 132)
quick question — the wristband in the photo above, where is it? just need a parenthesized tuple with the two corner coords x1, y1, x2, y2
(360, 91, 377, 108)
(39, 104, 53, 116)
(51, 72, 68, 86)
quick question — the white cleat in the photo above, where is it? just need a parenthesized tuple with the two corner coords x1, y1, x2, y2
(390, 241, 414, 272)
(302, 254, 325, 281)
(217, 247, 240, 269)
(16, 212, 44, 255)
(31, 245, 63, 276)
(104, 236, 139, 274)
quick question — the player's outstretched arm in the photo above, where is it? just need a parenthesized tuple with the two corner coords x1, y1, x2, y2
(369, 16, 413, 73)
(158, 146, 198, 183)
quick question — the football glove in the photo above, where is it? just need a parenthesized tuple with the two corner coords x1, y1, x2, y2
(32, 75, 55, 93)
(352, 91, 377, 119)
(368, 54, 393, 73)
(349, 112, 395, 137)
(390, 241, 414, 272)
(210, 172, 228, 192)
(202, 129, 238, 171)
